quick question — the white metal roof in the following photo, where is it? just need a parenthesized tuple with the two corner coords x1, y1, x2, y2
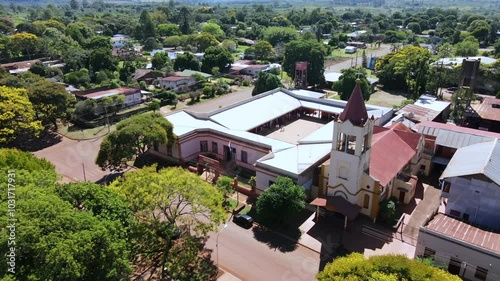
(290, 89, 326, 99)
(257, 143, 332, 176)
(218, 129, 295, 152)
(324, 71, 378, 84)
(209, 90, 302, 131)
(431, 56, 497, 67)
(414, 94, 450, 112)
(440, 139, 500, 186)
(418, 122, 498, 149)
(165, 111, 227, 137)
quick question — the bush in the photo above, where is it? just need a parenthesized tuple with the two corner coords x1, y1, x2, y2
(378, 197, 401, 225)
(242, 79, 250, 86)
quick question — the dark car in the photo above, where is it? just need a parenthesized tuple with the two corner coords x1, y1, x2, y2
(233, 214, 254, 228)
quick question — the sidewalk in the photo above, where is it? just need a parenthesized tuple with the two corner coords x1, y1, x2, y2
(217, 270, 241, 281)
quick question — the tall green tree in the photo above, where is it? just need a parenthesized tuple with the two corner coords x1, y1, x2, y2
(193, 32, 220, 52)
(252, 72, 283, 96)
(262, 26, 300, 46)
(109, 166, 224, 279)
(178, 7, 191, 35)
(333, 68, 372, 101)
(89, 47, 118, 72)
(137, 10, 156, 41)
(0, 86, 43, 145)
(201, 22, 224, 39)
(317, 253, 461, 281)
(157, 23, 181, 37)
(216, 176, 235, 208)
(96, 112, 175, 171)
(152, 51, 173, 70)
(283, 39, 326, 86)
(256, 177, 306, 223)
(173, 52, 200, 71)
(0, 150, 132, 281)
(27, 80, 76, 128)
(455, 36, 479, 57)
(201, 46, 233, 74)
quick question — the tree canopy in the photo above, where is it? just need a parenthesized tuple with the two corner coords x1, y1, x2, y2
(317, 253, 462, 281)
(96, 112, 175, 171)
(252, 71, 283, 96)
(333, 68, 372, 101)
(256, 177, 306, 223)
(201, 46, 233, 74)
(174, 52, 201, 71)
(0, 86, 43, 145)
(283, 39, 326, 87)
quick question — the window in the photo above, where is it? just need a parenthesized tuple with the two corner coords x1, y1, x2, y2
(448, 258, 461, 275)
(420, 164, 426, 171)
(338, 166, 348, 180)
(463, 213, 470, 223)
(475, 266, 488, 281)
(200, 141, 208, 152)
(450, 209, 461, 218)
(363, 194, 370, 209)
(241, 151, 248, 163)
(212, 142, 218, 154)
(443, 181, 451, 193)
(423, 247, 436, 259)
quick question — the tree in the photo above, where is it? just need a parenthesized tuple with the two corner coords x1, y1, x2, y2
(99, 94, 126, 116)
(283, 39, 326, 86)
(361, 49, 367, 68)
(27, 80, 76, 128)
(178, 7, 191, 35)
(467, 19, 490, 43)
(63, 46, 89, 72)
(96, 112, 175, 171)
(201, 22, 224, 39)
(143, 37, 160, 51)
(407, 22, 421, 34)
(148, 101, 160, 112)
(216, 176, 235, 208)
(157, 23, 181, 37)
(193, 32, 220, 52)
(253, 40, 274, 60)
(255, 177, 306, 223)
(375, 46, 431, 99)
(262, 26, 300, 46)
(333, 68, 372, 101)
(89, 47, 117, 72)
(0, 150, 132, 281)
(252, 72, 283, 96)
(201, 46, 233, 74)
(64, 68, 90, 88)
(0, 86, 43, 145)
(317, 253, 461, 281)
(455, 36, 479, 57)
(136, 10, 156, 41)
(29, 61, 49, 77)
(9, 32, 38, 59)
(174, 52, 200, 71)
(119, 61, 136, 82)
(152, 52, 172, 70)
(69, 0, 79, 10)
(109, 166, 225, 278)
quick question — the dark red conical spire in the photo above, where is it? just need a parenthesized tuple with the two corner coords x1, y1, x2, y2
(339, 80, 368, 126)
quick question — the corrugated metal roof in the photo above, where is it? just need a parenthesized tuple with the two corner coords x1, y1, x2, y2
(417, 121, 500, 149)
(440, 139, 500, 186)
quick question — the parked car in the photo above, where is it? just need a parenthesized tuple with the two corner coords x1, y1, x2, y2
(233, 213, 254, 228)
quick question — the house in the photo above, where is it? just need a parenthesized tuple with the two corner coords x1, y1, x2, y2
(347, 30, 367, 39)
(175, 69, 212, 79)
(111, 34, 129, 49)
(74, 87, 142, 114)
(389, 94, 451, 125)
(1, 59, 65, 75)
(157, 76, 197, 93)
(131, 69, 163, 84)
(239, 64, 270, 77)
(416, 121, 500, 176)
(472, 96, 500, 132)
(312, 84, 424, 221)
(416, 139, 500, 281)
(151, 87, 393, 197)
(431, 56, 497, 68)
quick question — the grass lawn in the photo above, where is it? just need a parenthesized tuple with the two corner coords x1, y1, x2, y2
(58, 123, 116, 140)
(226, 198, 251, 215)
(233, 45, 250, 60)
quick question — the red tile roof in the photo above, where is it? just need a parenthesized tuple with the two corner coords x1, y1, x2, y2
(426, 213, 500, 254)
(389, 122, 414, 132)
(370, 124, 421, 186)
(339, 82, 368, 126)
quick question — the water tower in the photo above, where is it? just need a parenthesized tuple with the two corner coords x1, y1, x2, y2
(294, 61, 308, 88)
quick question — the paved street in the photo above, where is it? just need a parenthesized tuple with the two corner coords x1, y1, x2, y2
(325, 44, 392, 73)
(206, 221, 320, 281)
(33, 135, 113, 183)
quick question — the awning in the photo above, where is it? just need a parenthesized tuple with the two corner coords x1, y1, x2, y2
(310, 196, 362, 221)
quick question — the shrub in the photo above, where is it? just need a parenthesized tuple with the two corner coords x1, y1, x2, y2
(378, 197, 401, 225)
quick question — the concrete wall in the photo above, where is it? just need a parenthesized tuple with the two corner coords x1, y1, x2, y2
(417, 228, 500, 281)
(125, 92, 142, 106)
(255, 170, 279, 192)
(443, 177, 500, 231)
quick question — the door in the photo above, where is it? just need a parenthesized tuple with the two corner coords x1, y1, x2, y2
(223, 145, 230, 161)
(448, 258, 461, 275)
(399, 191, 406, 203)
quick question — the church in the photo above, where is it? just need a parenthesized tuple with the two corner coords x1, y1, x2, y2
(312, 81, 424, 221)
